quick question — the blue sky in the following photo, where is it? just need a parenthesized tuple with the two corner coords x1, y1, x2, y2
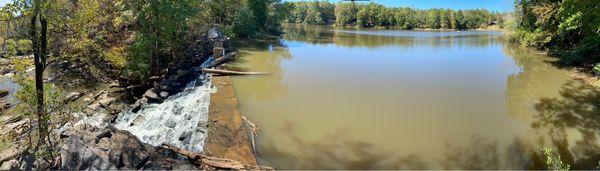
(0, 0, 9, 7)
(0, 0, 514, 12)
(284, 0, 514, 12)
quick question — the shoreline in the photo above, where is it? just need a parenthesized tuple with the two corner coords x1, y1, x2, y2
(284, 23, 503, 32)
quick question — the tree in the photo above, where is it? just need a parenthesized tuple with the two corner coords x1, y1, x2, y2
(248, 0, 268, 30)
(129, 0, 197, 80)
(335, 2, 358, 26)
(232, 6, 258, 38)
(26, 0, 50, 149)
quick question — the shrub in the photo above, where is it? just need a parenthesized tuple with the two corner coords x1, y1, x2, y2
(126, 35, 150, 81)
(17, 39, 32, 55)
(4, 39, 17, 57)
(542, 147, 570, 171)
(594, 63, 600, 76)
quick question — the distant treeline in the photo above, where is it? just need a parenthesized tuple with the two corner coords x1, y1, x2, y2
(282, 1, 505, 30)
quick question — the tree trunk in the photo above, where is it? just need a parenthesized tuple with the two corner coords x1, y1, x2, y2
(30, 1, 48, 144)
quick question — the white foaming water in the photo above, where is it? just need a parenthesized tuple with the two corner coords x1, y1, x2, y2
(114, 74, 215, 152)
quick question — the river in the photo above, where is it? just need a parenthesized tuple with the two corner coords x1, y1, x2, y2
(229, 24, 600, 169)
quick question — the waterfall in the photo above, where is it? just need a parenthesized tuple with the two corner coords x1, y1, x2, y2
(113, 74, 215, 153)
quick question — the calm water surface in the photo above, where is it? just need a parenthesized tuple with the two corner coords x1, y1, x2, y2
(230, 24, 600, 169)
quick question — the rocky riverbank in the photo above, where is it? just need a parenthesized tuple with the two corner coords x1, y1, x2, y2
(0, 28, 267, 170)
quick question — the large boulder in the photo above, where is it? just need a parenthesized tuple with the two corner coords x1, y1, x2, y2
(59, 125, 199, 170)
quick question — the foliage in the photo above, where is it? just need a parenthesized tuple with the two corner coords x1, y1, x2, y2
(8, 57, 73, 160)
(541, 147, 570, 170)
(284, 1, 503, 30)
(287, 1, 335, 25)
(126, 35, 151, 80)
(593, 63, 600, 76)
(4, 39, 17, 56)
(334, 2, 358, 26)
(508, 0, 600, 64)
(188, 0, 286, 39)
(232, 6, 258, 38)
(17, 39, 32, 55)
(128, 0, 198, 79)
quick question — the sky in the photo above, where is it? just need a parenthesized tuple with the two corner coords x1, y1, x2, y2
(0, 0, 514, 12)
(0, 0, 9, 7)
(284, 0, 514, 12)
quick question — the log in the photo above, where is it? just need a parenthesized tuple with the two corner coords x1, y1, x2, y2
(241, 116, 259, 155)
(201, 68, 269, 76)
(207, 52, 236, 68)
(161, 144, 273, 170)
(241, 116, 259, 136)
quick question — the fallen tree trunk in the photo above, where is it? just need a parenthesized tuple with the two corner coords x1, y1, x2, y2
(207, 52, 236, 68)
(161, 144, 273, 170)
(241, 116, 259, 155)
(202, 68, 269, 76)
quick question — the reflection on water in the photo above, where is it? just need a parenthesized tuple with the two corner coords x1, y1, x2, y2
(230, 24, 600, 169)
(284, 24, 501, 49)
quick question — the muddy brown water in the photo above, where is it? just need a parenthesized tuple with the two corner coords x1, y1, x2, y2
(230, 24, 599, 169)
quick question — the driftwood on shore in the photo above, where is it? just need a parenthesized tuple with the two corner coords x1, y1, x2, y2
(241, 116, 259, 155)
(161, 144, 273, 170)
(202, 68, 269, 76)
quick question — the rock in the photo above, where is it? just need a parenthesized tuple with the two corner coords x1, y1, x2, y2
(0, 159, 19, 170)
(60, 132, 117, 170)
(98, 97, 116, 107)
(66, 92, 83, 102)
(109, 82, 120, 88)
(0, 68, 10, 75)
(159, 91, 169, 99)
(83, 97, 92, 103)
(178, 131, 191, 142)
(208, 27, 223, 39)
(0, 118, 28, 135)
(103, 114, 119, 123)
(87, 102, 102, 111)
(0, 146, 23, 167)
(0, 89, 8, 98)
(84, 102, 103, 116)
(0, 101, 10, 110)
(165, 119, 177, 128)
(176, 70, 191, 78)
(131, 101, 143, 113)
(2, 115, 22, 125)
(143, 89, 162, 103)
(130, 115, 145, 126)
(59, 125, 199, 170)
